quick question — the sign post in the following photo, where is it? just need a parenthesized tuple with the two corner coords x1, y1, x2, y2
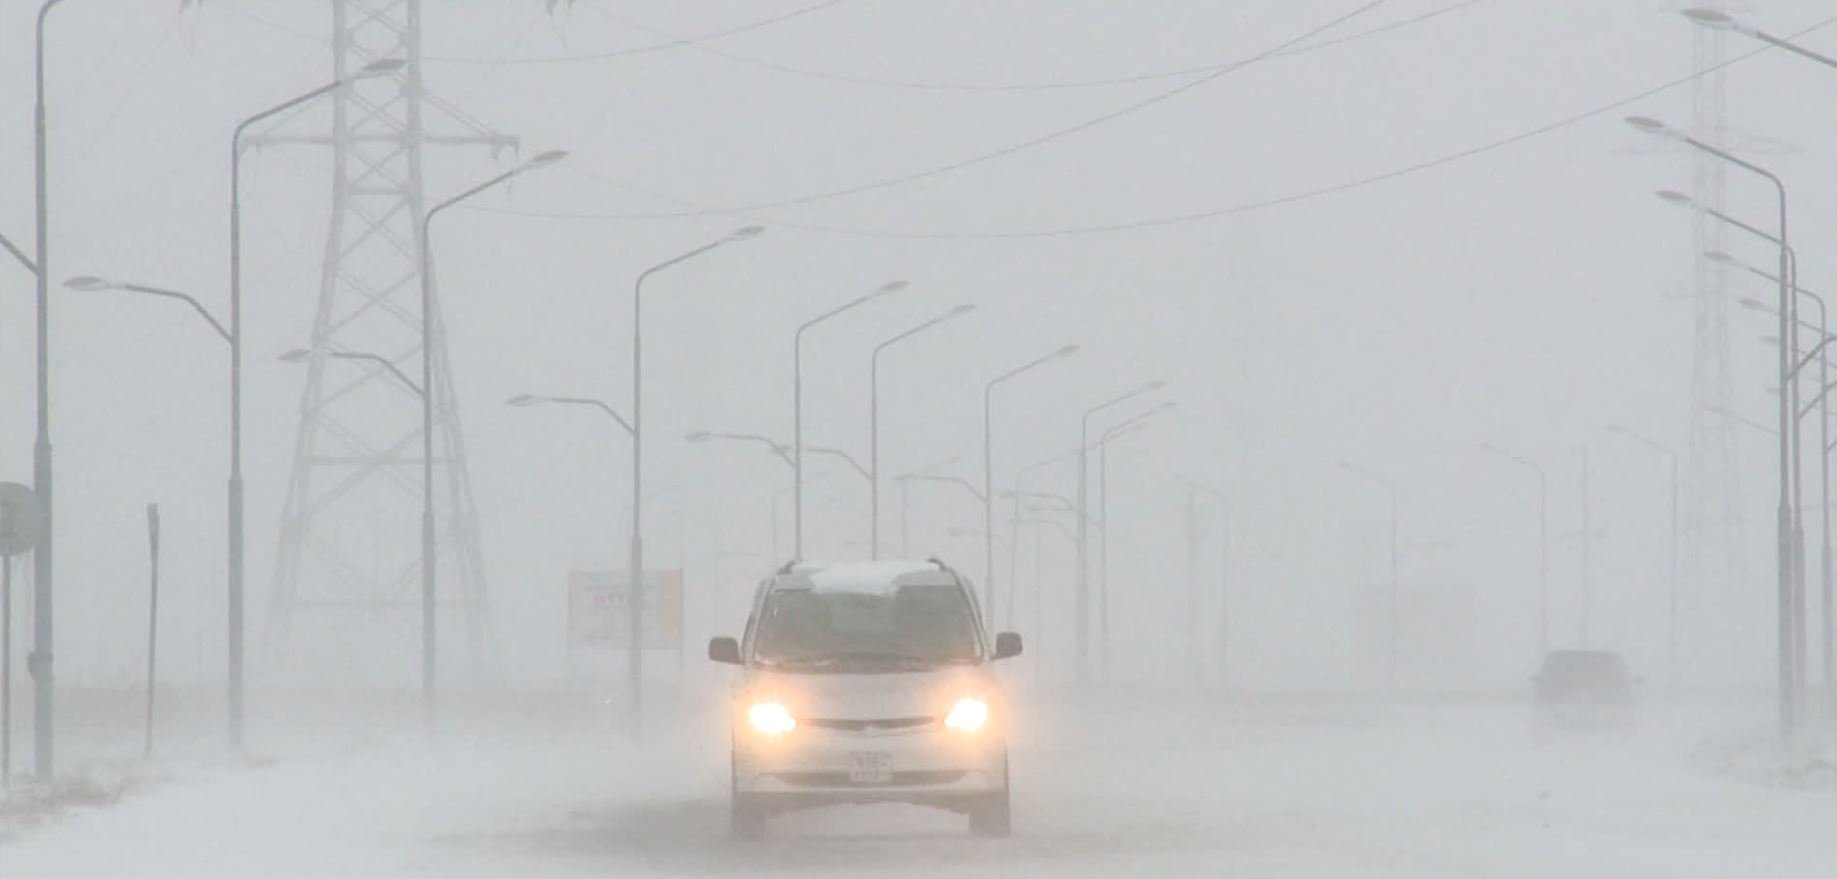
(0, 481, 47, 789)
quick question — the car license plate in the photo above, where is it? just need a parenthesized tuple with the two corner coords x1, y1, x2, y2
(849, 751, 893, 784)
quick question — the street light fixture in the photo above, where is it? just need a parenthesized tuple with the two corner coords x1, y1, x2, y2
(410, 150, 566, 731)
(1338, 459, 1400, 690)
(1684, 9, 1837, 70)
(280, 347, 423, 397)
(1629, 114, 1798, 740)
(793, 280, 907, 559)
(1091, 404, 1173, 680)
(627, 228, 764, 742)
(870, 303, 977, 559)
(983, 344, 1081, 627)
(1730, 267, 1833, 702)
(505, 393, 633, 435)
(1074, 378, 1165, 687)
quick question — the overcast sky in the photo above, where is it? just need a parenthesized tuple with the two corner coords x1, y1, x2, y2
(4, 0, 1835, 692)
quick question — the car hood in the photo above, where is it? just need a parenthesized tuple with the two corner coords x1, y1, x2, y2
(742, 666, 996, 721)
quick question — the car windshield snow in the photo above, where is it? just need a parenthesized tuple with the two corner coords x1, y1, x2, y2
(752, 584, 981, 669)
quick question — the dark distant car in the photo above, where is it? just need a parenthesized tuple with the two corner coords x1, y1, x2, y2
(1532, 650, 1637, 732)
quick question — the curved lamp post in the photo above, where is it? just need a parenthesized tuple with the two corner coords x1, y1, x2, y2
(1631, 114, 1798, 739)
(983, 344, 1080, 627)
(869, 304, 975, 558)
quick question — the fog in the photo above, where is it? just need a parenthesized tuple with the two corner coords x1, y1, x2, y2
(2, 1, 1835, 875)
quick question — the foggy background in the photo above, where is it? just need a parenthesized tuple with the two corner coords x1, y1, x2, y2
(3, 0, 1829, 699)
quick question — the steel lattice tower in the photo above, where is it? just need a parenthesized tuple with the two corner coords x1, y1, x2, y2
(259, 0, 514, 682)
(1685, 15, 1744, 681)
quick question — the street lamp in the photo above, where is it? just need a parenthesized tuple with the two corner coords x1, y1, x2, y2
(1630, 114, 1797, 740)
(1605, 427, 1681, 688)
(870, 304, 976, 559)
(219, 56, 409, 750)
(1075, 379, 1165, 687)
(629, 226, 761, 737)
(1684, 9, 1837, 71)
(1094, 405, 1172, 681)
(794, 280, 907, 560)
(1008, 449, 1081, 623)
(983, 344, 1081, 626)
(280, 347, 423, 396)
(1477, 443, 1549, 658)
(29, 0, 75, 779)
(1338, 459, 1400, 690)
(409, 149, 567, 730)
(1737, 280, 1832, 703)
(506, 394, 634, 435)
(62, 275, 234, 751)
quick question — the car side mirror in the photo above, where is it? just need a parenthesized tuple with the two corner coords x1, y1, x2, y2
(708, 636, 742, 665)
(993, 632, 1023, 660)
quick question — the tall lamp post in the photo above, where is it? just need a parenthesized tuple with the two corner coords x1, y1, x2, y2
(1733, 268, 1837, 703)
(793, 281, 906, 560)
(1478, 443, 1549, 658)
(410, 149, 566, 728)
(1606, 427, 1682, 688)
(1094, 408, 1171, 681)
(983, 345, 1081, 626)
(227, 59, 406, 746)
(629, 227, 761, 738)
(1629, 114, 1796, 740)
(29, 0, 72, 781)
(1338, 459, 1400, 690)
(1073, 380, 1162, 685)
(869, 304, 975, 558)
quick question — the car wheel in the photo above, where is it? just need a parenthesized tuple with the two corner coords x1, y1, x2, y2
(968, 757, 1012, 838)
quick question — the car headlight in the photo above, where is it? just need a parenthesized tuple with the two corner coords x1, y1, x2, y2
(944, 697, 989, 733)
(747, 702, 797, 735)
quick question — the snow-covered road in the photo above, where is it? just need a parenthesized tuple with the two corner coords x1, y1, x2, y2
(4, 696, 1834, 878)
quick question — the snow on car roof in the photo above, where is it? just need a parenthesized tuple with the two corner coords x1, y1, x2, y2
(779, 560, 960, 594)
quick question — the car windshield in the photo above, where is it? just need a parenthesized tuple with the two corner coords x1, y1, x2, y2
(752, 584, 981, 668)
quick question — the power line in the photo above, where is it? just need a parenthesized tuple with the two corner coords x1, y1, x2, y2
(423, 0, 852, 65)
(519, 0, 1398, 220)
(570, 0, 1490, 92)
(468, 12, 1837, 241)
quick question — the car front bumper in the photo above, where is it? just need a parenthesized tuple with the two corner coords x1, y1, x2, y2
(734, 723, 1007, 808)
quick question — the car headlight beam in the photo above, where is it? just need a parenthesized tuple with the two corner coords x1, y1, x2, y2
(944, 697, 989, 733)
(747, 702, 797, 735)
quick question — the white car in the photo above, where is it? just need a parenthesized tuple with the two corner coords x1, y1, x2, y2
(707, 559, 1023, 838)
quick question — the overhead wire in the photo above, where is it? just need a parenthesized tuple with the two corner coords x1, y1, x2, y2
(571, 0, 1491, 92)
(522, 0, 1399, 220)
(422, 0, 852, 66)
(469, 12, 1837, 241)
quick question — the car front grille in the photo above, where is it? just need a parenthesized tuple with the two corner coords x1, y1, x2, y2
(774, 770, 967, 788)
(803, 716, 937, 732)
